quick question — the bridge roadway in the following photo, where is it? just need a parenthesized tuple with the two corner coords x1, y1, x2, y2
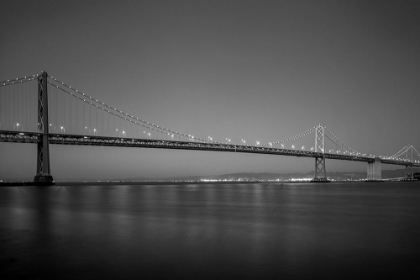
(1, 130, 418, 168)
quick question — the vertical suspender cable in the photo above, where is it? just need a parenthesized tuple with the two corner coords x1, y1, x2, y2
(70, 91, 72, 133)
(13, 84, 15, 129)
(6, 85, 9, 129)
(62, 87, 64, 132)
(76, 95, 79, 134)
(15, 84, 20, 127)
(5, 85, 7, 129)
(20, 82, 22, 129)
(1, 85, 2, 129)
(47, 83, 50, 131)
(2, 85, 5, 129)
(63, 88, 65, 132)
(12, 85, 15, 129)
(19, 81, 23, 130)
(27, 82, 30, 131)
(12, 85, 14, 129)
(58, 86, 60, 130)
(25, 81, 28, 130)
(70, 91, 75, 133)
(11, 84, 14, 129)
(0, 86, 2, 129)
(4, 85, 6, 129)
(1, 85, 3, 129)
(65, 90, 67, 133)
(16, 83, 18, 128)
(69, 92, 71, 134)
(83, 98, 85, 134)
(3, 85, 5, 129)
(0, 86, 3, 129)
(58, 85, 61, 131)
(16, 84, 18, 129)
(32, 81, 34, 131)
(17, 83, 20, 129)
(56, 85, 58, 132)
(10, 84, 12, 129)
(46, 84, 49, 132)
(10, 85, 12, 129)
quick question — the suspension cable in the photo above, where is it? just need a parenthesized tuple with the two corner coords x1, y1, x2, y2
(261, 126, 316, 147)
(47, 80, 213, 142)
(48, 76, 220, 143)
(324, 126, 361, 155)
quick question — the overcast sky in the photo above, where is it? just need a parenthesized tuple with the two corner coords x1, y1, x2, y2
(1, 0, 420, 180)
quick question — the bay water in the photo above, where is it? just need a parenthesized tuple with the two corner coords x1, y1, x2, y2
(1, 182, 419, 279)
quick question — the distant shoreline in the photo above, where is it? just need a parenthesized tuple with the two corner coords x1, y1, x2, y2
(1, 180, 412, 187)
(2, 181, 275, 187)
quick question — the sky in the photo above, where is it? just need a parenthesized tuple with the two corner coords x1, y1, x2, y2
(1, 0, 420, 180)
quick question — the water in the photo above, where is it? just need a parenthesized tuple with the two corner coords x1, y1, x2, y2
(1, 182, 419, 279)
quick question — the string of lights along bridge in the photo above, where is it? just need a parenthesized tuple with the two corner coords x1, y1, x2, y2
(0, 71, 419, 184)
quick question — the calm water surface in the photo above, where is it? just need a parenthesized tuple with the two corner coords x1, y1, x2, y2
(1, 182, 419, 279)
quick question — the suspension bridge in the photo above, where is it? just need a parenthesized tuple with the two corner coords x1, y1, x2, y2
(1, 71, 419, 184)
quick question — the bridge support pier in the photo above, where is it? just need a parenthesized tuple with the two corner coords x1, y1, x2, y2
(405, 165, 414, 179)
(34, 71, 54, 185)
(311, 156, 329, 182)
(366, 157, 382, 181)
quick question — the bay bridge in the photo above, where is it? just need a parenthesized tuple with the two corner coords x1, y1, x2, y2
(1, 71, 419, 184)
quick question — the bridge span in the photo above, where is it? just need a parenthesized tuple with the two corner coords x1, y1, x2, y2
(1, 129, 418, 183)
(1, 71, 419, 184)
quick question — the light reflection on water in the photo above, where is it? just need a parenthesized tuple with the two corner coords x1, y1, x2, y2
(1, 182, 420, 279)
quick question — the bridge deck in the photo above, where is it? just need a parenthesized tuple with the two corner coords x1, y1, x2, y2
(1, 130, 418, 167)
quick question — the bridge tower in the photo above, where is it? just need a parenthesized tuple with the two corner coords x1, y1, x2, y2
(34, 71, 54, 185)
(405, 145, 414, 179)
(312, 124, 329, 182)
